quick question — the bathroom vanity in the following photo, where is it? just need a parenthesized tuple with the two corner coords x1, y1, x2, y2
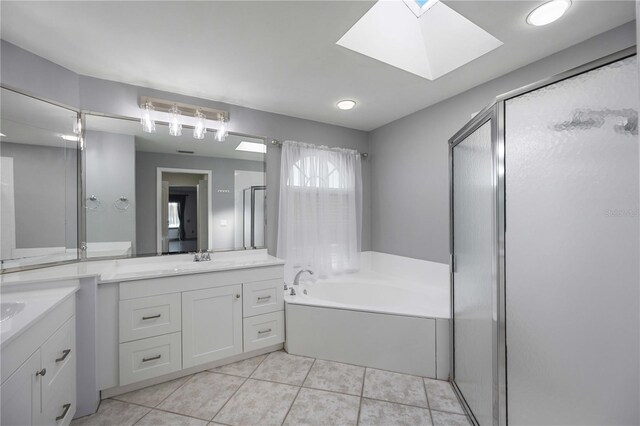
(0, 281, 79, 426)
(0, 250, 285, 419)
(96, 252, 285, 395)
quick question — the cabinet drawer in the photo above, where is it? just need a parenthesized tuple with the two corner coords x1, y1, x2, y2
(243, 279, 283, 317)
(243, 311, 285, 352)
(41, 316, 76, 425)
(119, 332, 181, 386)
(119, 293, 181, 343)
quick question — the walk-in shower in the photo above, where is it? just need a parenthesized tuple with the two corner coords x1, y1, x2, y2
(449, 48, 638, 425)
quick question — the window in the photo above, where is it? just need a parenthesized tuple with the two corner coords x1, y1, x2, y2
(287, 157, 342, 189)
(168, 202, 180, 228)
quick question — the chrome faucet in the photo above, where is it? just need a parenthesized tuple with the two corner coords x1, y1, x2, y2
(193, 250, 211, 262)
(293, 269, 313, 285)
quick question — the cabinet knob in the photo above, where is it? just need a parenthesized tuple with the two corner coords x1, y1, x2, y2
(235, 294, 241, 299)
(35, 368, 46, 377)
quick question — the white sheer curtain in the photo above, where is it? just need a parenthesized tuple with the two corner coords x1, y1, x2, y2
(277, 140, 362, 282)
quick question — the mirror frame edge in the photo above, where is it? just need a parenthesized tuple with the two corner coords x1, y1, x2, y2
(80, 111, 270, 263)
(0, 84, 83, 274)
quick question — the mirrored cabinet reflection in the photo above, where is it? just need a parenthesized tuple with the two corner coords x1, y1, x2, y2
(0, 88, 80, 270)
(0, 87, 267, 272)
(83, 114, 267, 259)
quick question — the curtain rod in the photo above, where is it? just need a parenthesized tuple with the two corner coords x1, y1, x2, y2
(270, 139, 368, 158)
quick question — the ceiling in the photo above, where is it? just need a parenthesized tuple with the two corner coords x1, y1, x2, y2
(0, 1, 635, 131)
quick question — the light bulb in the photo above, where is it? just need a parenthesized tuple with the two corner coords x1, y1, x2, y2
(169, 104, 182, 137)
(193, 110, 207, 140)
(215, 115, 228, 142)
(141, 101, 156, 133)
(526, 0, 571, 26)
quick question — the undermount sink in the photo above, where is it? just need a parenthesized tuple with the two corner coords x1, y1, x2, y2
(1, 301, 25, 322)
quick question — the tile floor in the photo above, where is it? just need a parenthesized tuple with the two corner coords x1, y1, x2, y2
(71, 351, 471, 426)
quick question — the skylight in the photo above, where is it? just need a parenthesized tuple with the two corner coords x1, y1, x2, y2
(337, 0, 503, 81)
(236, 141, 266, 154)
(404, 0, 440, 18)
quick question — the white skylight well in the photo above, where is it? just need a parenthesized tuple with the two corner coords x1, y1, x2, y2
(236, 141, 267, 154)
(337, 0, 503, 81)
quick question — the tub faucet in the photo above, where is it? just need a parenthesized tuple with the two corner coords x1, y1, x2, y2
(293, 269, 313, 286)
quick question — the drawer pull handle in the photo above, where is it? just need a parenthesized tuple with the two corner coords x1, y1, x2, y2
(142, 314, 161, 320)
(35, 368, 46, 377)
(56, 349, 71, 363)
(56, 403, 71, 421)
(258, 328, 272, 335)
(142, 354, 162, 363)
(257, 296, 271, 301)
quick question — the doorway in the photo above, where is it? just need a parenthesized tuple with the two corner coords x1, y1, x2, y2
(156, 168, 212, 254)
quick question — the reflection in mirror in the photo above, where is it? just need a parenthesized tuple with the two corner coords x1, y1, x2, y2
(84, 114, 266, 259)
(0, 88, 79, 271)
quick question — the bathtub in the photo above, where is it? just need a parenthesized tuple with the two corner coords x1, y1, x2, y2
(284, 251, 450, 379)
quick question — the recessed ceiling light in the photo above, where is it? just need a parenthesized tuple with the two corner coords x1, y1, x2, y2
(236, 141, 267, 154)
(61, 134, 79, 142)
(337, 100, 356, 110)
(526, 0, 571, 26)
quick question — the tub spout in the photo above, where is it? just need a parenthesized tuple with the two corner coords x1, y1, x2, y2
(293, 269, 314, 286)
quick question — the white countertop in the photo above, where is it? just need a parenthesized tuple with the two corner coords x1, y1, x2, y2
(0, 250, 284, 287)
(1, 282, 79, 346)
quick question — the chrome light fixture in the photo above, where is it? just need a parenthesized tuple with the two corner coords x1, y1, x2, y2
(168, 104, 182, 137)
(141, 100, 156, 133)
(193, 109, 207, 140)
(215, 114, 228, 142)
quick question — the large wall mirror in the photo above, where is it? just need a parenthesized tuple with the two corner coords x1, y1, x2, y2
(0, 87, 80, 271)
(83, 114, 266, 259)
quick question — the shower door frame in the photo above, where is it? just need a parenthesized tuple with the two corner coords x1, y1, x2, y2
(448, 46, 637, 426)
(449, 102, 505, 426)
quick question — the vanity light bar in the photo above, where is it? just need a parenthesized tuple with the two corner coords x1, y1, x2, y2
(139, 97, 229, 122)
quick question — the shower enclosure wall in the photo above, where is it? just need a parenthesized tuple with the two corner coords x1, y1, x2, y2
(242, 185, 266, 249)
(449, 49, 639, 425)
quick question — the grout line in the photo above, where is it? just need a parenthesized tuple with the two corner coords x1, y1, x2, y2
(130, 406, 152, 426)
(280, 358, 316, 426)
(430, 408, 470, 416)
(423, 377, 434, 426)
(356, 367, 367, 425)
(154, 373, 197, 408)
(208, 355, 273, 423)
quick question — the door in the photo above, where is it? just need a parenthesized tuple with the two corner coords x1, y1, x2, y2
(451, 116, 496, 425)
(161, 181, 169, 253)
(0, 156, 16, 260)
(1, 349, 42, 426)
(182, 284, 243, 368)
(197, 179, 208, 251)
(504, 54, 638, 425)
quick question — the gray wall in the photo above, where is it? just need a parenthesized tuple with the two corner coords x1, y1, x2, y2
(85, 131, 136, 250)
(0, 39, 371, 257)
(0, 141, 77, 249)
(368, 21, 636, 263)
(78, 76, 371, 256)
(0, 39, 79, 108)
(136, 151, 264, 254)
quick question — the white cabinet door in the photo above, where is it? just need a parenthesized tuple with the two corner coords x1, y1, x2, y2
(1, 349, 42, 426)
(41, 317, 76, 426)
(182, 284, 243, 368)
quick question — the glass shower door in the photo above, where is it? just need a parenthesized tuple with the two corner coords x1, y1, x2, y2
(451, 117, 496, 425)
